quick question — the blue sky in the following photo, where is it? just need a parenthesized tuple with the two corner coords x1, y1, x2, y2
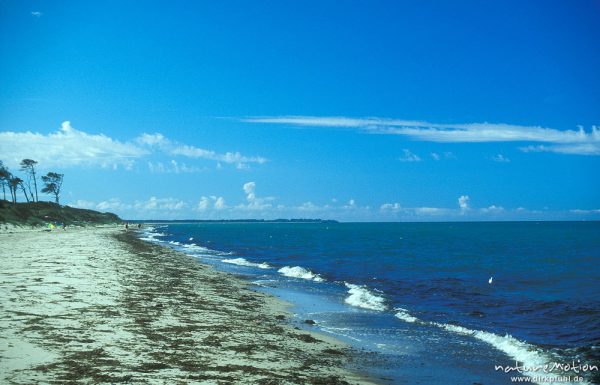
(1, 1, 599, 221)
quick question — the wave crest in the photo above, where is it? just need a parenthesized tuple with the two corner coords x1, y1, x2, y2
(278, 266, 324, 282)
(223, 257, 271, 269)
(344, 283, 386, 311)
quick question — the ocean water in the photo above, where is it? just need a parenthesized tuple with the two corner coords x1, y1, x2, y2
(139, 222, 600, 384)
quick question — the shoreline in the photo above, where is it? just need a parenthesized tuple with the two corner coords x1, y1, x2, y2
(0, 226, 378, 384)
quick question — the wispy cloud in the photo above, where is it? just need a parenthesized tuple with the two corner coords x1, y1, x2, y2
(491, 154, 510, 162)
(520, 143, 600, 156)
(480, 204, 504, 213)
(380, 202, 401, 212)
(398, 149, 421, 162)
(431, 151, 455, 161)
(137, 133, 267, 168)
(31, 11, 42, 17)
(569, 208, 600, 214)
(244, 116, 600, 156)
(147, 160, 206, 174)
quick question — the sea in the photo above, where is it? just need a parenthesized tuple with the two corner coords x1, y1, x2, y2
(138, 221, 600, 385)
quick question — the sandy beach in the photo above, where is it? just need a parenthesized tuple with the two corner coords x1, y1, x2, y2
(0, 226, 375, 384)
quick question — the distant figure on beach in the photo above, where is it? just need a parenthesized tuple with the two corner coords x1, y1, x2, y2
(125, 223, 129, 231)
(62, 223, 67, 231)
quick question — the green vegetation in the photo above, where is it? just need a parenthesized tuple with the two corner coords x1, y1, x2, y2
(0, 201, 121, 226)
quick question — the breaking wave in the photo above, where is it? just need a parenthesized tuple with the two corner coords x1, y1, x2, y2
(344, 283, 386, 311)
(278, 266, 324, 282)
(223, 257, 271, 269)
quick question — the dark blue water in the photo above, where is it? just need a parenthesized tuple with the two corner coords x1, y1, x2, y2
(140, 222, 600, 384)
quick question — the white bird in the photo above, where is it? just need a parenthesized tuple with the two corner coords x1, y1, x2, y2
(488, 276, 493, 284)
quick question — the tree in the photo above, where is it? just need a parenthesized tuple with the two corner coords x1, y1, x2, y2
(20, 159, 39, 202)
(11, 177, 30, 202)
(9, 176, 23, 203)
(0, 161, 9, 201)
(41, 172, 64, 204)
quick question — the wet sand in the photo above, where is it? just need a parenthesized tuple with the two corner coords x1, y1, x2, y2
(0, 226, 376, 384)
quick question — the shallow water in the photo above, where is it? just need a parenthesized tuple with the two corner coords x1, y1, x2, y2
(140, 222, 600, 384)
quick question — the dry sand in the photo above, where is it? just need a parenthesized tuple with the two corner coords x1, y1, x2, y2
(0, 226, 377, 384)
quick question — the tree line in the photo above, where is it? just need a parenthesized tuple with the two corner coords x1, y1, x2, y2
(0, 159, 64, 204)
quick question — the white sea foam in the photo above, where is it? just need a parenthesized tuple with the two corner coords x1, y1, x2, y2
(389, 303, 584, 384)
(430, 322, 580, 385)
(223, 258, 271, 269)
(394, 308, 418, 323)
(320, 326, 363, 342)
(343, 283, 386, 311)
(140, 229, 169, 242)
(182, 243, 211, 252)
(168, 241, 181, 246)
(390, 307, 574, 384)
(278, 266, 324, 282)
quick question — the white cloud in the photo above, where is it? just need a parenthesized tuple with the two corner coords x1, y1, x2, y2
(197, 195, 226, 210)
(431, 151, 456, 161)
(245, 116, 600, 156)
(520, 143, 600, 156)
(70, 196, 186, 217)
(137, 133, 169, 147)
(491, 154, 510, 162)
(148, 160, 205, 173)
(480, 205, 504, 213)
(569, 208, 600, 214)
(0, 121, 267, 170)
(458, 195, 470, 210)
(243, 181, 256, 195)
(96, 198, 132, 211)
(214, 196, 226, 209)
(399, 149, 421, 162)
(0, 121, 147, 169)
(380, 202, 401, 212)
(70, 200, 97, 210)
(134, 196, 186, 211)
(298, 202, 319, 211)
(71, 193, 565, 221)
(31, 11, 42, 17)
(413, 207, 448, 215)
(138, 133, 267, 168)
(239, 181, 274, 210)
(197, 196, 210, 210)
